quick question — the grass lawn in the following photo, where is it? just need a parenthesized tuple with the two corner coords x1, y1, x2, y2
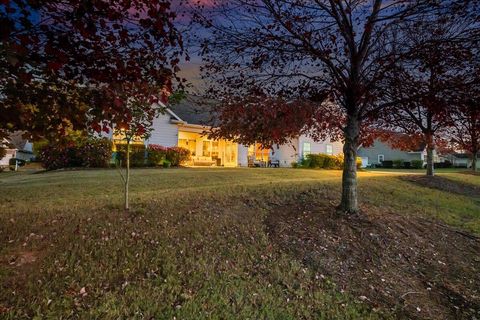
(0, 168, 479, 319)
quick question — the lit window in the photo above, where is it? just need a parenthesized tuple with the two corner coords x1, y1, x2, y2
(326, 144, 333, 155)
(303, 142, 311, 158)
(202, 141, 211, 157)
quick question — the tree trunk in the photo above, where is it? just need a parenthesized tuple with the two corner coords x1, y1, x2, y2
(426, 143, 435, 177)
(472, 152, 478, 172)
(340, 115, 360, 214)
(124, 141, 130, 211)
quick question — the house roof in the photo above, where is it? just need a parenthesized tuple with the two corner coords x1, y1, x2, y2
(8, 131, 30, 151)
(168, 95, 218, 126)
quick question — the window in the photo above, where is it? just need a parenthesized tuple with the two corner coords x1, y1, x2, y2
(302, 142, 311, 158)
(202, 141, 211, 157)
(326, 144, 333, 155)
(179, 139, 196, 156)
(378, 154, 385, 163)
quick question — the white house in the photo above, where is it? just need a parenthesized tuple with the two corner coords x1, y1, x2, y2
(0, 138, 17, 167)
(110, 95, 343, 167)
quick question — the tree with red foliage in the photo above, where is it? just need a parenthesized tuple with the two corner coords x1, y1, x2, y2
(449, 72, 480, 172)
(0, 0, 185, 141)
(195, 0, 478, 213)
(209, 93, 343, 148)
(378, 11, 478, 176)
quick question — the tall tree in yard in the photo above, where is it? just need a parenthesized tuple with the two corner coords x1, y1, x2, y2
(449, 72, 480, 172)
(378, 9, 479, 176)
(195, 0, 473, 213)
(0, 0, 184, 140)
(1, 0, 185, 209)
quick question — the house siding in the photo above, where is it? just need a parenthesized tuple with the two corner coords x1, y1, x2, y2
(0, 149, 16, 166)
(270, 135, 344, 167)
(357, 140, 422, 165)
(238, 145, 249, 167)
(298, 135, 343, 157)
(271, 138, 299, 167)
(145, 113, 179, 147)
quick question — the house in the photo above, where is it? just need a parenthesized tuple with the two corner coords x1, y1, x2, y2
(357, 139, 439, 167)
(445, 153, 480, 169)
(268, 135, 343, 167)
(7, 131, 35, 161)
(109, 95, 343, 167)
(0, 138, 17, 167)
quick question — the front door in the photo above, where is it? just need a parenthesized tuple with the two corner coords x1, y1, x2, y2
(224, 141, 237, 167)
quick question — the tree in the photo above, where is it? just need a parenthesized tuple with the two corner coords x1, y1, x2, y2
(378, 10, 478, 176)
(449, 76, 480, 172)
(0, 0, 185, 140)
(195, 0, 472, 213)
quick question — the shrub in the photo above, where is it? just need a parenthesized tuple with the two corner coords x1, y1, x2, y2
(147, 145, 167, 166)
(331, 154, 344, 169)
(382, 160, 393, 168)
(393, 159, 404, 169)
(115, 145, 146, 167)
(291, 161, 298, 168)
(403, 161, 411, 169)
(297, 153, 353, 170)
(411, 160, 423, 169)
(9, 158, 27, 167)
(300, 156, 312, 168)
(356, 157, 363, 169)
(434, 160, 452, 169)
(162, 159, 171, 168)
(39, 136, 112, 170)
(165, 146, 190, 166)
(78, 138, 112, 167)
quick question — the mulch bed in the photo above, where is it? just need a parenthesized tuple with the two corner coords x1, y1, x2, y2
(399, 175, 480, 198)
(265, 191, 480, 320)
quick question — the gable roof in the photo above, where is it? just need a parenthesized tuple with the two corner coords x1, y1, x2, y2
(167, 95, 218, 126)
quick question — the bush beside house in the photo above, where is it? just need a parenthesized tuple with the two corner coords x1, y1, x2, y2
(39, 136, 112, 170)
(294, 154, 362, 170)
(115, 144, 190, 168)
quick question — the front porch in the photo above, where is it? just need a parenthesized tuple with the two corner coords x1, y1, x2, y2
(178, 128, 238, 167)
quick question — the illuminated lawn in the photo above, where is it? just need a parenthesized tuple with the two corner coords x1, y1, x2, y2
(0, 168, 478, 319)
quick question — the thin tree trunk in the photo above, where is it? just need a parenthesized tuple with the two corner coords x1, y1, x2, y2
(125, 141, 130, 211)
(340, 115, 360, 214)
(426, 144, 435, 177)
(472, 152, 478, 172)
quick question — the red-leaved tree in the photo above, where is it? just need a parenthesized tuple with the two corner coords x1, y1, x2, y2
(378, 11, 478, 176)
(449, 70, 480, 172)
(195, 0, 478, 213)
(0, 0, 185, 140)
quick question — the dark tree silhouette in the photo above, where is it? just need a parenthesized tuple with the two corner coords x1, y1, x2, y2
(377, 8, 479, 176)
(195, 0, 477, 213)
(0, 0, 186, 140)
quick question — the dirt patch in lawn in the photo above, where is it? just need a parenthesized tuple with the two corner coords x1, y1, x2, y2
(265, 191, 480, 320)
(400, 175, 480, 198)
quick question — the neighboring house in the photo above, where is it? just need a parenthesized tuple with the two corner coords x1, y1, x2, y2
(0, 138, 17, 167)
(445, 153, 480, 169)
(108, 95, 343, 167)
(357, 139, 439, 167)
(8, 131, 35, 161)
(269, 135, 343, 167)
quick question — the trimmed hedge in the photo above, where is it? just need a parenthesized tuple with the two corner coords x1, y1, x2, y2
(39, 136, 112, 170)
(411, 160, 423, 169)
(146, 145, 190, 167)
(299, 153, 362, 170)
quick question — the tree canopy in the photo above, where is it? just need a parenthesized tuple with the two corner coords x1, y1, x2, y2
(1, 0, 186, 139)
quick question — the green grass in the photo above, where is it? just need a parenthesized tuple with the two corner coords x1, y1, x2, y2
(0, 168, 478, 319)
